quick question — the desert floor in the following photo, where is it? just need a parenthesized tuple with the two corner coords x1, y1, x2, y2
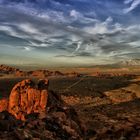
(0, 70, 140, 139)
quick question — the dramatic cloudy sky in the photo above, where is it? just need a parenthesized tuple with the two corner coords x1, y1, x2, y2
(0, 0, 140, 66)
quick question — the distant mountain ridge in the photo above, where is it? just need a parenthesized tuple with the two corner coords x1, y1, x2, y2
(85, 59, 140, 68)
(117, 59, 140, 66)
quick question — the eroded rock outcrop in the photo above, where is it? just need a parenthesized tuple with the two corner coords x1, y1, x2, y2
(30, 70, 49, 77)
(30, 70, 64, 77)
(0, 79, 86, 139)
(8, 79, 49, 120)
(0, 64, 80, 78)
(0, 98, 8, 112)
(15, 70, 28, 77)
(0, 105, 85, 140)
(0, 64, 19, 74)
(65, 72, 80, 77)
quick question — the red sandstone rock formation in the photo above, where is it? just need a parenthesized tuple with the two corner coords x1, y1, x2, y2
(9, 79, 49, 120)
(0, 64, 80, 78)
(0, 79, 86, 139)
(0, 79, 49, 120)
(0, 64, 19, 74)
(53, 71, 64, 76)
(15, 70, 28, 77)
(30, 70, 64, 77)
(65, 72, 80, 77)
(30, 70, 50, 77)
(0, 98, 8, 112)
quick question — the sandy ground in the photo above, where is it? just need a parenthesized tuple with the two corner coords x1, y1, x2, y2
(50, 75, 140, 131)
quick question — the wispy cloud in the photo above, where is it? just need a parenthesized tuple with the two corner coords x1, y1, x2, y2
(24, 46, 32, 51)
(124, 0, 140, 13)
(124, 0, 133, 4)
(0, 0, 140, 65)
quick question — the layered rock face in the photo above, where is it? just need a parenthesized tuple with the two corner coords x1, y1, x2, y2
(0, 79, 49, 120)
(0, 79, 85, 139)
(0, 64, 19, 74)
(0, 98, 8, 112)
(29, 70, 64, 77)
(15, 70, 28, 77)
(0, 64, 80, 78)
(8, 79, 49, 120)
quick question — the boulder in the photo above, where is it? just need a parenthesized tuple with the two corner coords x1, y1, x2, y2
(0, 98, 8, 112)
(8, 79, 49, 120)
(31, 70, 48, 77)
(15, 70, 28, 77)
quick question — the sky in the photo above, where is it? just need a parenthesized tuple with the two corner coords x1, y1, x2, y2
(0, 0, 140, 67)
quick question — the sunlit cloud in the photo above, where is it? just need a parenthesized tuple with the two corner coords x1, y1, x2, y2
(0, 0, 140, 65)
(124, 0, 140, 13)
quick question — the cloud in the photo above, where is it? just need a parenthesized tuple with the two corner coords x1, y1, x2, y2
(0, 0, 140, 65)
(70, 10, 80, 18)
(0, 4, 101, 50)
(55, 51, 93, 58)
(83, 17, 123, 35)
(1, 5, 139, 62)
(76, 52, 93, 57)
(18, 23, 40, 35)
(69, 9, 98, 25)
(71, 41, 82, 54)
(124, 0, 133, 4)
(24, 46, 32, 51)
(124, 0, 140, 13)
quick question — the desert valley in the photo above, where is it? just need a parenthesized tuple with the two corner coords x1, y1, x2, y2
(0, 64, 140, 139)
